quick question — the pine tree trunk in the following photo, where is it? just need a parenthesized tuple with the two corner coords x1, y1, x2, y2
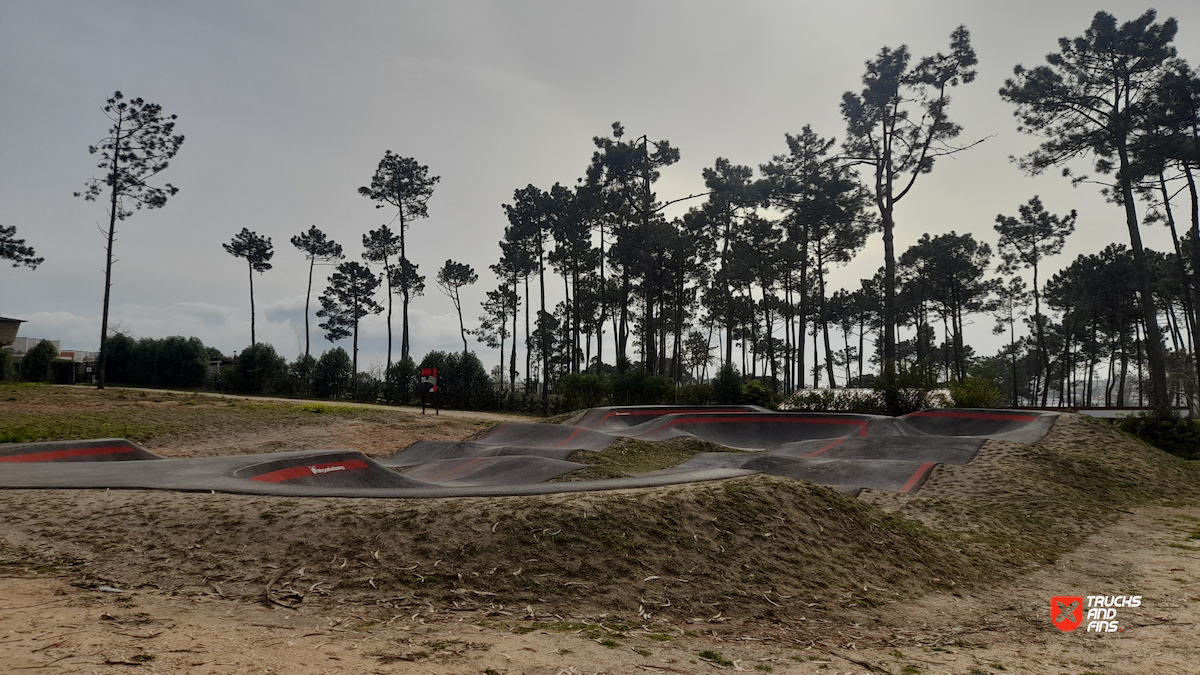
(248, 261, 256, 346)
(304, 257, 314, 358)
(97, 119, 123, 391)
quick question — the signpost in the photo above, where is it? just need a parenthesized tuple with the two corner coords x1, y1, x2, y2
(420, 367, 439, 415)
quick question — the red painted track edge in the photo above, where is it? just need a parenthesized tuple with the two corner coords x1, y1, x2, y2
(0, 446, 137, 463)
(899, 462, 938, 493)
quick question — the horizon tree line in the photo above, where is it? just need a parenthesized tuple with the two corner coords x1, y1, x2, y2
(36, 10, 1200, 416)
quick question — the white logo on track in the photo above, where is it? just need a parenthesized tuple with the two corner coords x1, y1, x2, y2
(309, 465, 346, 474)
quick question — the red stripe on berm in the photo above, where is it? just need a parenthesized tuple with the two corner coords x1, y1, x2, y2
(0, 446, 137, 463)
(800, 438, 847, 458)
(899, 462, 937, 493)
(250, 460, 369, 483)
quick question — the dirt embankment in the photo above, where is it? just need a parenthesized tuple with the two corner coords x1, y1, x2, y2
(4, 386, 1200, 672)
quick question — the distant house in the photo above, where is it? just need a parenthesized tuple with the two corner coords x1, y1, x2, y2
(0, 316, 25, 349)
(10, 336, 61, 356)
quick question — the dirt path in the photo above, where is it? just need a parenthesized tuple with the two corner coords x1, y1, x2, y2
(3, 504, 1196, 674)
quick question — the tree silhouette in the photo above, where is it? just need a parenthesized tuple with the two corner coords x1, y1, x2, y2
(899, 232, 996, 381)
(358, 152, 439, 362)
(991, 276, 1030, 406)
(841, 26, 979, 412)
(0, 224, 42, 269)
(994, 197, 1076, 405)
(436, 259, 478, 354)
(476, 285, 514, 393)
(224, 228, 274, 346)
(1000, 9, 1179, 416)
(362, 224, 401, 371)
(317, 261, 383, 397)
(694, 158, 763, 369)
(505, 185, 554, 400)
(290, 226, 344, 359)
(76, 91, 184, 389)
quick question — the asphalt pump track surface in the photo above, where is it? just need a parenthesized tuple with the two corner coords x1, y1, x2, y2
(0, 407, 1056, 498)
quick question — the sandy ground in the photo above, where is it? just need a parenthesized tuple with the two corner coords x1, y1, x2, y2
(2, 504, 1196, 674)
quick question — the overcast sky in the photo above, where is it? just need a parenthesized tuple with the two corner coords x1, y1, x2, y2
(3, 1, 1200, 377)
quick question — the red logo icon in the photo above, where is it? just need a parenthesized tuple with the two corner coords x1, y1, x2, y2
(1051, 596, 1084, 632)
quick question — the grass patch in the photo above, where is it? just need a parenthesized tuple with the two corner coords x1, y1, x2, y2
(298, 402, 360, 414)
(699, 650, 734, 666)
(0, 416, 168, 444)
(0, 384, 405, 446)
(550, 437, 737, 482)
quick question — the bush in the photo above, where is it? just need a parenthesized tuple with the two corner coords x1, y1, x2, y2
(676, 382, 713, 405)
(558, 372, 612, 410)
(102, 333, 209, 388)
(1113, 413, 1200, 460)
(949, 377, 1002, 408)
(742, 379, 777, 409)
(103, 332, 136, 383)
(289, 354, 317, 397)
(19, 340, 58, 382)
(418, 350, 495, 409)
(780, 389, 885, 414)
(711, 363, 743, 404)
(49, 359, 75, 384)
(314, 348, 353, 399)
(385, 355, 418, 404)
(778, 387, 952, 414)
(229, 343, 288, 394)
(352, 371, 382, 402)
(0, 348, 15, 382)
(610, 368, 674, 405)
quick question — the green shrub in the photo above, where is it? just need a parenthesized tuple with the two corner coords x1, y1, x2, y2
(778, 387, 951, 415)
(229, 343, 288, 394)
(19, 340, 57, 382)
(610, 368, 674, 405)
(1113, 414, 1200, 460)
(742, 379, 777, 409)
(0, 349, 13, 382)
(559, 372, 612, 410)
(781, 389, 885, 414)
(949, 377, 1002, 408)
(385, 355, 417, 404)
(49, 359, 75, 384)
(418, 350, 494, 409)
(314, 348, 353, 399)
(289, 354, 317, 396)
(353, 372, 382, 402)
(103, 333, 209, 388)
(676, 382, 713, 405)
(711, 363, 743, 404)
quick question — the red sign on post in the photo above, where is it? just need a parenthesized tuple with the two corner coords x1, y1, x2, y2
(419, 368, 439, 415)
